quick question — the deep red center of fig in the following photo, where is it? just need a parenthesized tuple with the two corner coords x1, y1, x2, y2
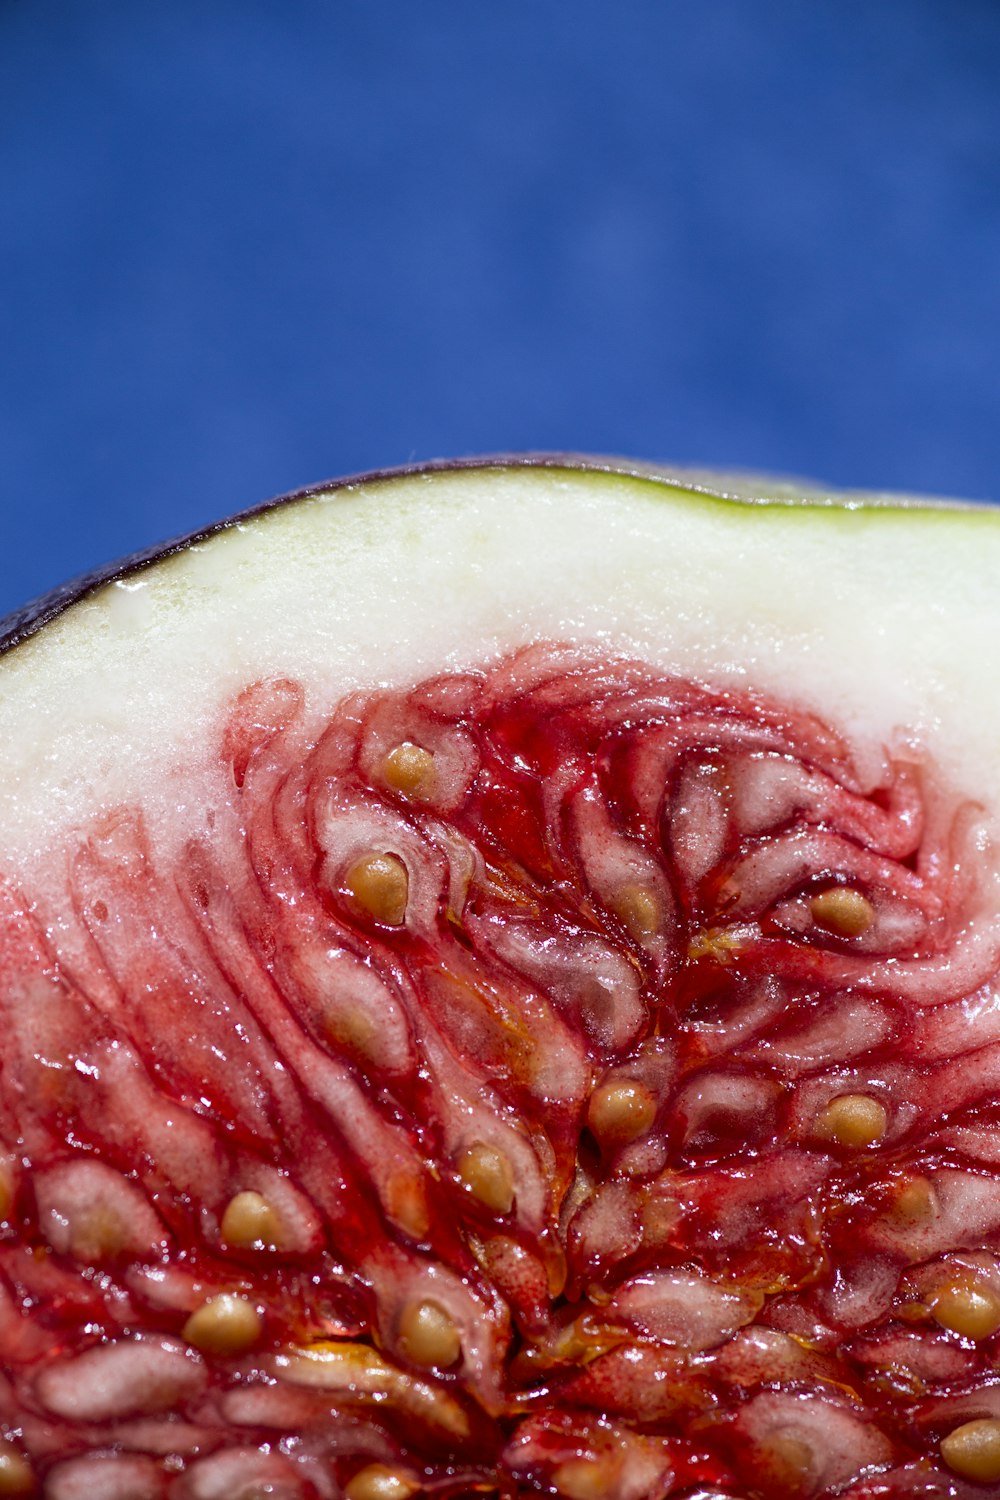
(2, 645, 999, 1499)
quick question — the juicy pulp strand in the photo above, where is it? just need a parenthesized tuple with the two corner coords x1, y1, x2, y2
(608, 1268, 763, 1349)
(34, 1338, 205, 1422)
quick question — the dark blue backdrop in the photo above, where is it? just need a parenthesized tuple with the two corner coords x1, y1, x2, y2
(2, 1, 1000, 614)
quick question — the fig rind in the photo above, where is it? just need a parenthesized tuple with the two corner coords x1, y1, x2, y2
(1, 455, 997, 882)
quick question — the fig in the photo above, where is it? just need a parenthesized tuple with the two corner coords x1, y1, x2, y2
(1, 455, 1000, 1499)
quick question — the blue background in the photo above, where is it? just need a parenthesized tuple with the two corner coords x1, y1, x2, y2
(2, 1, 1000, 615)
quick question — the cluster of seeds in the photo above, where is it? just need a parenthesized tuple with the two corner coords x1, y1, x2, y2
(2, 645, 1000, 1497)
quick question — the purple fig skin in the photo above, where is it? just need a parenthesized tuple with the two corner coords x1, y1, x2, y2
(1, 453, 964, 655)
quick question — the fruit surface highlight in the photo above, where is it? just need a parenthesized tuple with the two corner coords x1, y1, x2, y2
(1, 456, 1000, 1499)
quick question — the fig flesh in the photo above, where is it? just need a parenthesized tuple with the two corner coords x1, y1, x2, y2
(1, 457, 1000, 1499)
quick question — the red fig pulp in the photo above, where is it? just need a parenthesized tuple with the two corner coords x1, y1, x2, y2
(1, 637, 999, 1498)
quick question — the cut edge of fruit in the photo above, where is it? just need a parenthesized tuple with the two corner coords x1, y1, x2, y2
(1, 452, 992, 654)
(2, 457, 999, 888)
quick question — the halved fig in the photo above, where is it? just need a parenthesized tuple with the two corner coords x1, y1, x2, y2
(2, 455, 1000, 1499)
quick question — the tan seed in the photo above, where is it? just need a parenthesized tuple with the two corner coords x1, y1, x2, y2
(398, 1298, 461, 1369)
(183, 1293, 262, 1357)
(457, 1142, 515, 1214)
(546, 1241, 569, 1299)
(612, 883, 660, 938)
(941, 1418, 1000, 1483)
(687, 925, 743, 963)
(383, 743, 436, 800)
(888, 1175, 936, 1226)
(815, 1093, 887, 1149)
(810, 886, 875, 937)
(65, 1204, 129, 1262)
(587, 1080, 657, 1147)
(0, 1443, 35, 1497)
(641, 1195, 681, 1245)
(221, 1190, 282, 1251)
(385, 1172, 430, 1241)
(0, 1162, 14, 1224)
(345, 852, 409, 925)
(344, 1464, 420, 1500)
(932, 1278, 1000, 1340)
(552, 1457, 610, 1500)
(324, 1003, 382, 1065)
(766, 1433, 815, 1490)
